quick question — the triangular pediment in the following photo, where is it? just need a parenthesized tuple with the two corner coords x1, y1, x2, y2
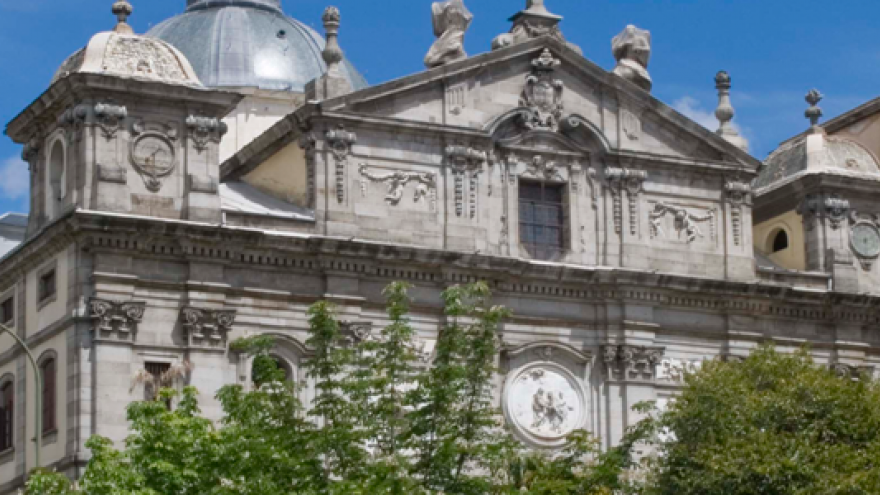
(322, 37, 759, 171)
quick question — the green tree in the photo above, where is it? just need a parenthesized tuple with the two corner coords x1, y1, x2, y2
(24, 282, 635, 495)
(643, 345, 880, 495)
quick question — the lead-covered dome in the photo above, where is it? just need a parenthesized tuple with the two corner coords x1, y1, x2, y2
(147, 0, 367, 92)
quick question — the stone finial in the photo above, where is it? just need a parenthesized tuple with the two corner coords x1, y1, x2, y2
(322, 7, 344, 75)
(424, 0, 473, 69)
(612, 25, 652, 92)
(306, 6, 353, 101)
(714, 71, 749, 152)
(491, 0, 582, 55)
(805, 89, 824, 129)
(111, 0, 134, 34)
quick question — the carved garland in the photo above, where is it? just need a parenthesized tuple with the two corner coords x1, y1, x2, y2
(325, 126, 357, 205)
(649, 203, 716, 244)
(605, 168, 647, 236)
(446, 145, 487, 218)
(358, 164, 438, 211)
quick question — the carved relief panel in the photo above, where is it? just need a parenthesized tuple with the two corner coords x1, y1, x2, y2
(648, 201, 718, 246)
(502, 342, 591, 448)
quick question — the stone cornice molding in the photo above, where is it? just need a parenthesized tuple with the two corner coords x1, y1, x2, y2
(6, 210, 880, 328)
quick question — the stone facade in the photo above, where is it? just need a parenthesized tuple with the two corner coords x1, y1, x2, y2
(2, 1, 880, 492)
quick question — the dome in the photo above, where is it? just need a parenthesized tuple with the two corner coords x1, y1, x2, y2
(756, 133, 880, 190)
(53, 7, 201, 87)
(147, 0, 367, 92)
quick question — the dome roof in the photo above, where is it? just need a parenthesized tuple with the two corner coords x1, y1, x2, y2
(147, 0, 367, 92)
(53, 7, 201, 87)
(756, 133, 880, 190)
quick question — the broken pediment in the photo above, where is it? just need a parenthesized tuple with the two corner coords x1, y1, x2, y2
(324, 38, 754, 171)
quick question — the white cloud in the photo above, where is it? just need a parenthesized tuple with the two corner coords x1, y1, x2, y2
(672, 96, 743, 133)
(0, 155, 30, 203)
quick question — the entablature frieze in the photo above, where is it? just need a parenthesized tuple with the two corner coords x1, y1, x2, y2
(10, 211, 880, 330)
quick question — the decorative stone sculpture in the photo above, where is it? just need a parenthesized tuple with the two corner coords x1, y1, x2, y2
(714, 71, 749, 151)
(491, 0, 582, 55)
(424, 0, 473, 68)
(805, 89, 824, 129)
(306, 7, 353, 100)
(611, 25, 652, 92)
(520, 49, 564, 131)
(111, 0, 134, 35)
(504, 363, 586, 447)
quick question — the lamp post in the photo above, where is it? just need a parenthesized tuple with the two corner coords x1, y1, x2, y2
(0, 322, 41, 469)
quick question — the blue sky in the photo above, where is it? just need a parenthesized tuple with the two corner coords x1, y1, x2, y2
(0, 0, 877, 215)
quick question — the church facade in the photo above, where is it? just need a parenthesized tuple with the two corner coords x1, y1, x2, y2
(2, 0, 880, 491)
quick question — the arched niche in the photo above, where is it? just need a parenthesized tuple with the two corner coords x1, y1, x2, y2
(501, 341, 593, 449)
(45, 137, 66, 219)
(245, 333, 311, 390)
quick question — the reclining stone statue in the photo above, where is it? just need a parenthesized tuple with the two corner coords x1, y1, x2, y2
(424, 0, 473, 68)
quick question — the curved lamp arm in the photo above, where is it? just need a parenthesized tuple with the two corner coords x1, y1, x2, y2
(0, 322, 41, 470)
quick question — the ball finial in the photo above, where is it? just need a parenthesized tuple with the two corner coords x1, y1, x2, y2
(111, 0, 134, 34)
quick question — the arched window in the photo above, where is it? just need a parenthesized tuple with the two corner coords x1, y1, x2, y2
(40, 358, 56, 434)
(46, 140, 65, 219)
(0, 379, 12, 451)
(252, 355, 292, 387)
(772, 229, 789, 253)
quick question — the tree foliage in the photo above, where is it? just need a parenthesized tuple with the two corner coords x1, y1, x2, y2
(643, 345, 880, 495)
(25, 282, 636, 495)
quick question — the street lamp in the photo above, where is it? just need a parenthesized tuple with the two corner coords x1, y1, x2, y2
(0, 322, 41, 469)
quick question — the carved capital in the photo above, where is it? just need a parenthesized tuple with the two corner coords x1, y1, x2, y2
(180, 307, 236, 349)
(94, 102, 127, 139)
(186, 115, 227, 153)
(603, 344, 665, 381)
(89, 298, 146, 341)
(798, 194, 850, 231)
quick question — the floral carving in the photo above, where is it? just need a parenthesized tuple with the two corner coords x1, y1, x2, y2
(520, 49, 564, 132)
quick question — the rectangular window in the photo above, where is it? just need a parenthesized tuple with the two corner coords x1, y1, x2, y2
(0, 297, 13, 327)
(38, 269, 56, 304)
(519, 181, 565, 261)
(144, 362, 171, 406)
(0, 382, 12, 451)
(41, 359, 56, 434)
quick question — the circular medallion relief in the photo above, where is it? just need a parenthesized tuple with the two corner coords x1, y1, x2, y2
(504, 363, 586, 448)
(851, 223, 880, 259)
(129, 132, 177, 192)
